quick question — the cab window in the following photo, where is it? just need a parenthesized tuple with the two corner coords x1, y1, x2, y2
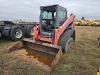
(58, 10, 66, 19)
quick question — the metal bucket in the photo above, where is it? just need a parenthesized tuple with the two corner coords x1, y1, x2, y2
(9, 38, 62, 72)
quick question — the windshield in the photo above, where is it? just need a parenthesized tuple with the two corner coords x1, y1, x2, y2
(42, 11, 56, 19)
(42, 11, 52, 19)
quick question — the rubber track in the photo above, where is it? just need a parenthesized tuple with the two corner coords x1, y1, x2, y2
(58, 29, 74, 48)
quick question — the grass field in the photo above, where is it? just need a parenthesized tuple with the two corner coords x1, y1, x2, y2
(0, 26, 100, 75)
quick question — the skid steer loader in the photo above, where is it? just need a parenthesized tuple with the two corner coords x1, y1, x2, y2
(10, 4, 75, 72)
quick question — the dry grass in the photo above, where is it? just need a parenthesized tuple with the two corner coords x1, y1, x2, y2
(0, 26, 100, 75)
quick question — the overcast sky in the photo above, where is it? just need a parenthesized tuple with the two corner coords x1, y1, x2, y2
(0, 0, 100, 21)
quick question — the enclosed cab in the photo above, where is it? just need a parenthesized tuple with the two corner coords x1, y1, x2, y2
(39, 5, 68, 38)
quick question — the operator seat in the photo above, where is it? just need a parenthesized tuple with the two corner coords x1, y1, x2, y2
(42, 20, 55, 31)
(40, 20, 55, 38)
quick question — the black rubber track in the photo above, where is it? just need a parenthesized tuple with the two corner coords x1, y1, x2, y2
(58, 29, 75, 52)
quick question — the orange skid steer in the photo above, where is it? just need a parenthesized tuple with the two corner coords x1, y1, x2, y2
(10, 4, 75, 72)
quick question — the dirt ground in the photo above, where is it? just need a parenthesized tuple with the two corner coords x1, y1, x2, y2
(0, 26, 100, 75)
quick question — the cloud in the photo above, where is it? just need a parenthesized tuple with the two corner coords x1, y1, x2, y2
(0, 0, 100, 21)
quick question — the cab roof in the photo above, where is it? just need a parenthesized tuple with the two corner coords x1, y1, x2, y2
(40, 4, 67, 12)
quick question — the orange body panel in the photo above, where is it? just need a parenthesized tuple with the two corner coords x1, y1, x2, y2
(53, 15, 75, 45)
(34, 26, 51, 42)
(34, 15, 75, 45)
